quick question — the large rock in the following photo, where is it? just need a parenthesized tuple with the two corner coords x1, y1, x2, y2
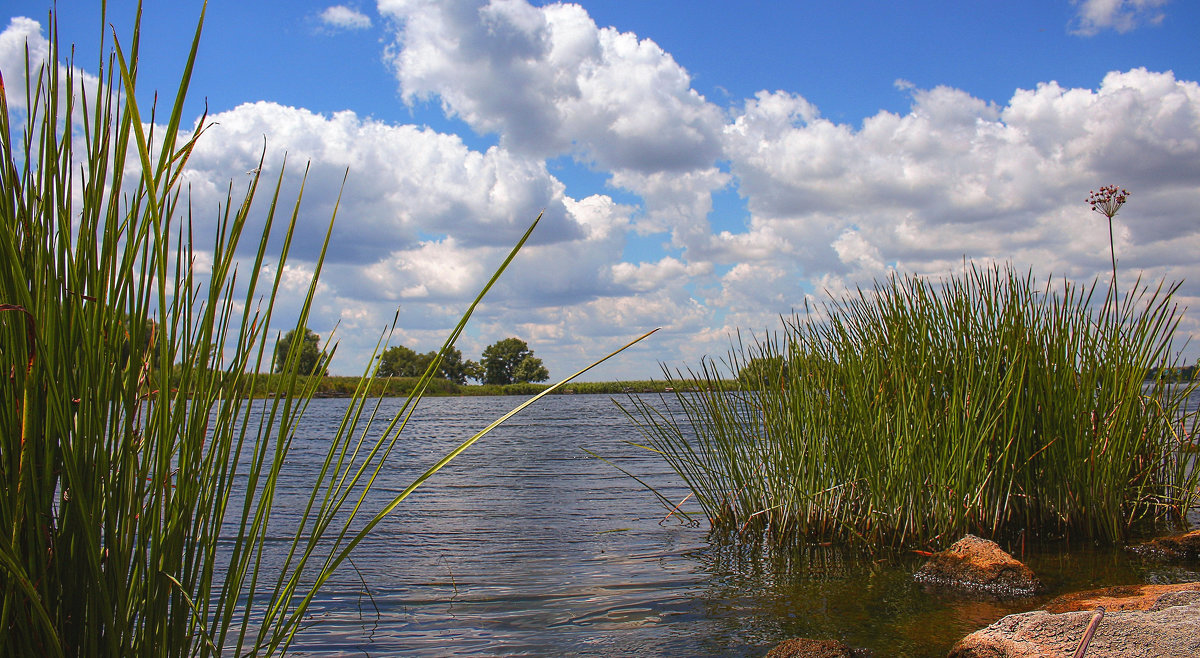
(1129, 529, 1200, 561)
(765, 638, 867, 657)
(914, 535, 1041, 595)
(948, 587, 1200, 657)
(1043, 582, 1200, 613)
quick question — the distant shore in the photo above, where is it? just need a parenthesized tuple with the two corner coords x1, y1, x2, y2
(220, 374, 734, 399)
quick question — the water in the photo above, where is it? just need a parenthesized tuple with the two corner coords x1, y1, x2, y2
(251, 393, 1198, 656)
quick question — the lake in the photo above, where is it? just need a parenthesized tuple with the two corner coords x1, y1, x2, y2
(260, 393, 1199, 656)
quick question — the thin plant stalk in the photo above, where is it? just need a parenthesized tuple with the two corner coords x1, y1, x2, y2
(1089, 184, 1130, 309)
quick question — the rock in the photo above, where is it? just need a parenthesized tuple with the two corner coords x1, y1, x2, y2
(914, 535, 1041, 595)
(765, 638, 867, 658)
(1129, 529, 1200, 561)
(948, 589, 1200, 657)
(1043, 582, 1200, 613)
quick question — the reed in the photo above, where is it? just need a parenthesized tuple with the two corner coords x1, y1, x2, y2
(623, 264, 1200, 548)
(0, 7, 651, 656)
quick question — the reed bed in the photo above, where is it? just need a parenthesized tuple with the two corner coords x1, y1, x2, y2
(623, 265, 1200, 548)
(0, 8, 650, 656)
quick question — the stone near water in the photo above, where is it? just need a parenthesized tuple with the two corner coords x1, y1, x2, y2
(1128, 529, 1200, 562)
(948, 587, 1200, 657)
(1043, 582, 1200, 613)
(914, 535, 1041, 595)
(765, 637, 868, 658)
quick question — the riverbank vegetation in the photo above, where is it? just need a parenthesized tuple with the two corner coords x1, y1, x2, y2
(624, 264, 1200, 548)
(0, 8, 650, 656)
(179, 374, 709, 398)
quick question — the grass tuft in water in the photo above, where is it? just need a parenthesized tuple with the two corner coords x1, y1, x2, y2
(0, 7, 652, 656)
(623, 264, 1199, 549)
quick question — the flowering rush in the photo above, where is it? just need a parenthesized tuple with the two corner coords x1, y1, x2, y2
(1088, 185, 1130, 219)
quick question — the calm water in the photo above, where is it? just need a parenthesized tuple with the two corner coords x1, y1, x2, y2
(250, 393, 1198, 657)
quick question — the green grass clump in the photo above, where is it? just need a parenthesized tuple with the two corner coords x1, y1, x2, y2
(624, 264, 1199, 548)
(0, 8, 651, 656)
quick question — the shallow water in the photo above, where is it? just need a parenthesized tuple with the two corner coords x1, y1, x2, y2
(244, 393, 1198, 656)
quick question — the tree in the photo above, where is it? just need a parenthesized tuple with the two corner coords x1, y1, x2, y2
(376, 345, 484, 384)
(274, 327, 327, 376)
(435, 347, 484, 385)
(461, 359, 485, 383)
(513, 354, 549, 383)
(480, 337, 548, 385)
(376, 345, 428, 378)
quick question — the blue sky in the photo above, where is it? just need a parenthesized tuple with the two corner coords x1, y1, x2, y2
(3, 1, 1200, 379)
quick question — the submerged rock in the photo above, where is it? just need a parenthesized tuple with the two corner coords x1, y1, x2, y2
(766, 637, 868, 657)
(914, 535, 1041, 595)
(948, 587, 1200, 657)
(1043, 582, 1200, 613)
(1129, 529, 1200, 561)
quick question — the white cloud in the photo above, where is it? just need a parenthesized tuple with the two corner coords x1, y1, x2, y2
(8, 8, 1200, 379)
(723, 70, 1200, 285)
(379, 0, 725, 172)
(183, 101, 590, 263)
(832, 228, 887, 274)
(0, 17, 48, 99)
(187, 63, 1200, 376)
(610, 257, 711, 293)
(172, 99, 657, 374)
(608, 167, 730, 248)
(1071, 0, 1169, 36)
(1, 16, 100, 115)
(319, 5, 373, 30)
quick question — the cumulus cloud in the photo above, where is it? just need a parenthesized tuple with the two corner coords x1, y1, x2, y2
(609, 166, 730, 250)
(723, 70, 1200, 272)
(319, 5, 373, 30)
(0, 16, 99, 114)
(610, 256, 711, 293)
(379, 0, 724, 172)
(1070, 0, 1169, 36)
(0, 16, 45, 78)
(183, 101, 593, 262)
(710, 67, 1200, 370)
(7, 7, 1200, 379)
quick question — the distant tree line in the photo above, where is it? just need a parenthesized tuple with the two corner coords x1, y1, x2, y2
(274, 328, 549, 385)
(1146, 365, 1198, 382)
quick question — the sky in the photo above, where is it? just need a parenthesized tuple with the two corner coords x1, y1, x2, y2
(3, 0, 1199, 380)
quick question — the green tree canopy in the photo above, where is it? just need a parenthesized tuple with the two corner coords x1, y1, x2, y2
(377, 345, 484, 384)
(513, 354, 549, 383)
(481, 337, 548, 385)
(376, 345, 428, 378)
(273, 327, 327, 376)
(376, 343, 484, 386)
(436, 347, 484, 385)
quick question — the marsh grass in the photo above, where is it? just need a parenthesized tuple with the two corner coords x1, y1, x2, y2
(623, 265, 1200, 549)
(0, 7, 651, 656)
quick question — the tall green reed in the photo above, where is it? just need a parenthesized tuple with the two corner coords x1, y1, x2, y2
(624, 264, 1199, 549)
(0, 7, 652, 656)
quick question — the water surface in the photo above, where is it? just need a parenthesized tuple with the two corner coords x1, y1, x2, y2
(257, 393, 1198, 656)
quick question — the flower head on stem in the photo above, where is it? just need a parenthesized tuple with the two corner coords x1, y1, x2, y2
(1087, 184, 1130, 311)
(1088, 185, 1130, 220)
